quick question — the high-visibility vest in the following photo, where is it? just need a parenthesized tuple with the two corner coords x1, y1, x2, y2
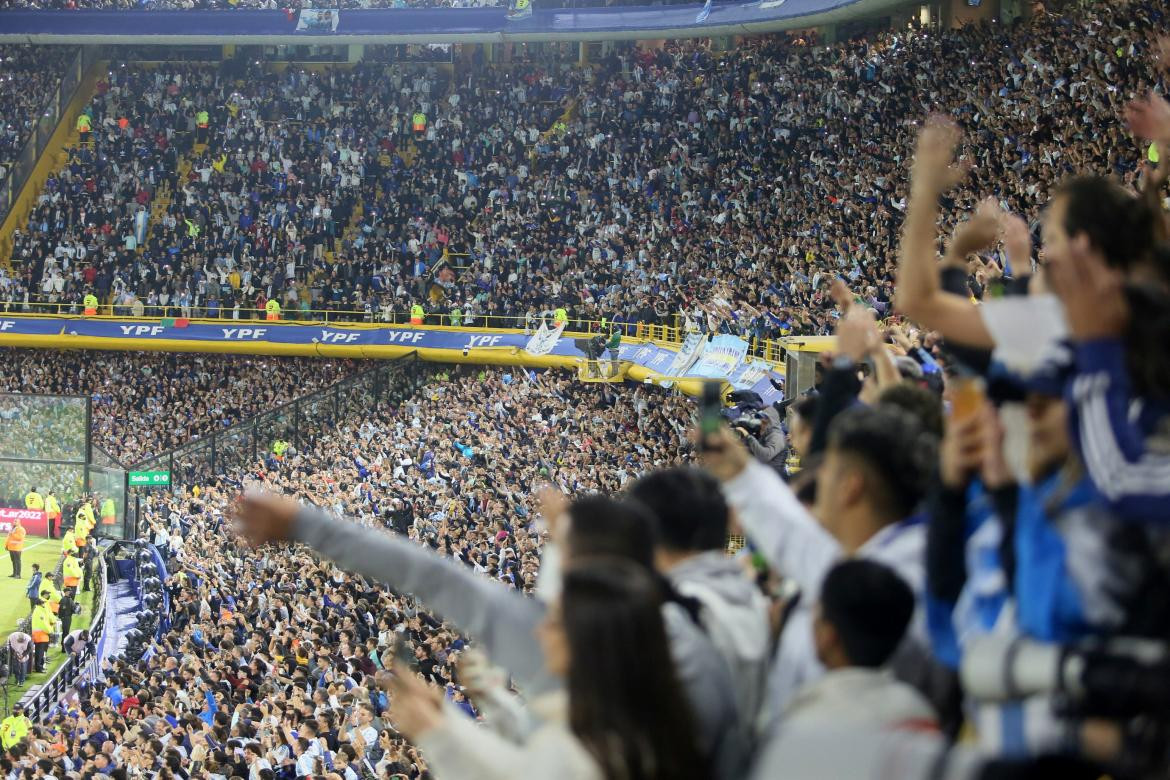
(100, 498, 116, 523)
(31, 604, 55, 643)
(196, 110, 209, 128)
(410, 304, 424, 325)
(412, 113, 427, 133)
(62, 530, 76, 555)
(40, 583, 60, 614)
(553, 308, 568, 325)
(0, 714, 30, 750)
(25, 491, 44, 510)
(63, 555, 82, 588)
(76, 114, 91, 133)
(4, 526, 25, 552)
(83, 294, 99, 315)
(78, 503, 95, 525)
(266, 299, 281, 321)
(273, 440, 289, 457)
(46, 495, 61, 517)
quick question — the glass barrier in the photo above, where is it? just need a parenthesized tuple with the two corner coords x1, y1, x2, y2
(0, 461, 85, 511)
(87, 465, 127, 540)
(126, 353, 422, 493)
(0, 393, 89, 463)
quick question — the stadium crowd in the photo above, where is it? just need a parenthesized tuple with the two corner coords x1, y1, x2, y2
(0, 46, 76, 185)
(1, 1, 1170, 779)
(1, 367, 698, 779)
(0, 350, 355, 464)
(4, 0, 1168, 343)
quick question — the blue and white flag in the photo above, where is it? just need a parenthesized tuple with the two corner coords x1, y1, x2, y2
(695, 0, 711, 23)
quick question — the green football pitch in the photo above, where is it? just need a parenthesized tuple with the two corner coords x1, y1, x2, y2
(0, 538, 94, 702)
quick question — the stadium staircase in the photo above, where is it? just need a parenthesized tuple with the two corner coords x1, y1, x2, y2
(0, 61, 105, 271)
(142, 143, 203, 250)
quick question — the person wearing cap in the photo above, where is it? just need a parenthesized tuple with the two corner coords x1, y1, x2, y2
(0, 703, 30, 750)
(737, 406, 787, 473)
(6, 630, 32, 685)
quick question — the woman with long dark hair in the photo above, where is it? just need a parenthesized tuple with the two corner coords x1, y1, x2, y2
(235, 491, 725, 779)
(385, 557, 708, 780)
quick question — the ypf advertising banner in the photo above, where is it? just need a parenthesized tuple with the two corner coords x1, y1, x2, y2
(0, 507, 48, 535)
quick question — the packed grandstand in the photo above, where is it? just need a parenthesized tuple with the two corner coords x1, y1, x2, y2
(0, 0, 1169, 778)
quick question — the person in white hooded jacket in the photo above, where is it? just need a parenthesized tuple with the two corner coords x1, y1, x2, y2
(701, 406, 939, 721)
(628, 467, 772, 739)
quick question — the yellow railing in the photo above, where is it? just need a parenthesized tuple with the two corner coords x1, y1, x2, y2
(0, 302, 792, 365)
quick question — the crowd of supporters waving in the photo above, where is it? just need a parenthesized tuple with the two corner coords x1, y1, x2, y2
(2, 1, 1167, 343)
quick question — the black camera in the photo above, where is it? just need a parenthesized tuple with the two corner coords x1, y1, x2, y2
(732, 415, 762, 435)
(963, 636, 1170, 776)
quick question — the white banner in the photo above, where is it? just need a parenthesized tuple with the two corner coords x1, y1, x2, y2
(296, 9, 340, 31)
(660, 332, 706, 388)
(523, 321, 566, 356)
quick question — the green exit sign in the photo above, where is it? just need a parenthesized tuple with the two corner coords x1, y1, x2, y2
(129, 471, 171, 487)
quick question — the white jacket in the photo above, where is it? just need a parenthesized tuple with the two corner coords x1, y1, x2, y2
(749, 670, 950, 780)
(781, 668, 936, 730)
(416, 692, 601, 780)
(722, 461, 927, 717)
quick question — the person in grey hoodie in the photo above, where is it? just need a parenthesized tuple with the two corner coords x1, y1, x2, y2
(739, 405, 787, 473)
(233, 489, 747, 779)
(628, 467, 772, 739)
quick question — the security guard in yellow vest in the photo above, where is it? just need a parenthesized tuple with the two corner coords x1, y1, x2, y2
(41, 581, 61, 615)
(45, 492, 61, 539)
(61, 528, 76, 557)
(75, 504, 92, 549)
(83, 292, 99, 316)
(31, 599, 57, 672)
(0, 705, 31, 750)
(100, 497, 116, 526)
(410, 303, 425, 326)
(553, 307, 569, 327)
(24, 488, 44, 511)
(76, 499, 95, 528)
(412, 112, 427, 135)
(265, 298, 281, 321)
(62, 550, 82, 594)
(272, 439, 289, 459)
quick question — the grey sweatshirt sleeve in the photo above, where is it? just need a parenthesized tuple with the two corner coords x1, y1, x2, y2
(291, 505, 556, 695)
